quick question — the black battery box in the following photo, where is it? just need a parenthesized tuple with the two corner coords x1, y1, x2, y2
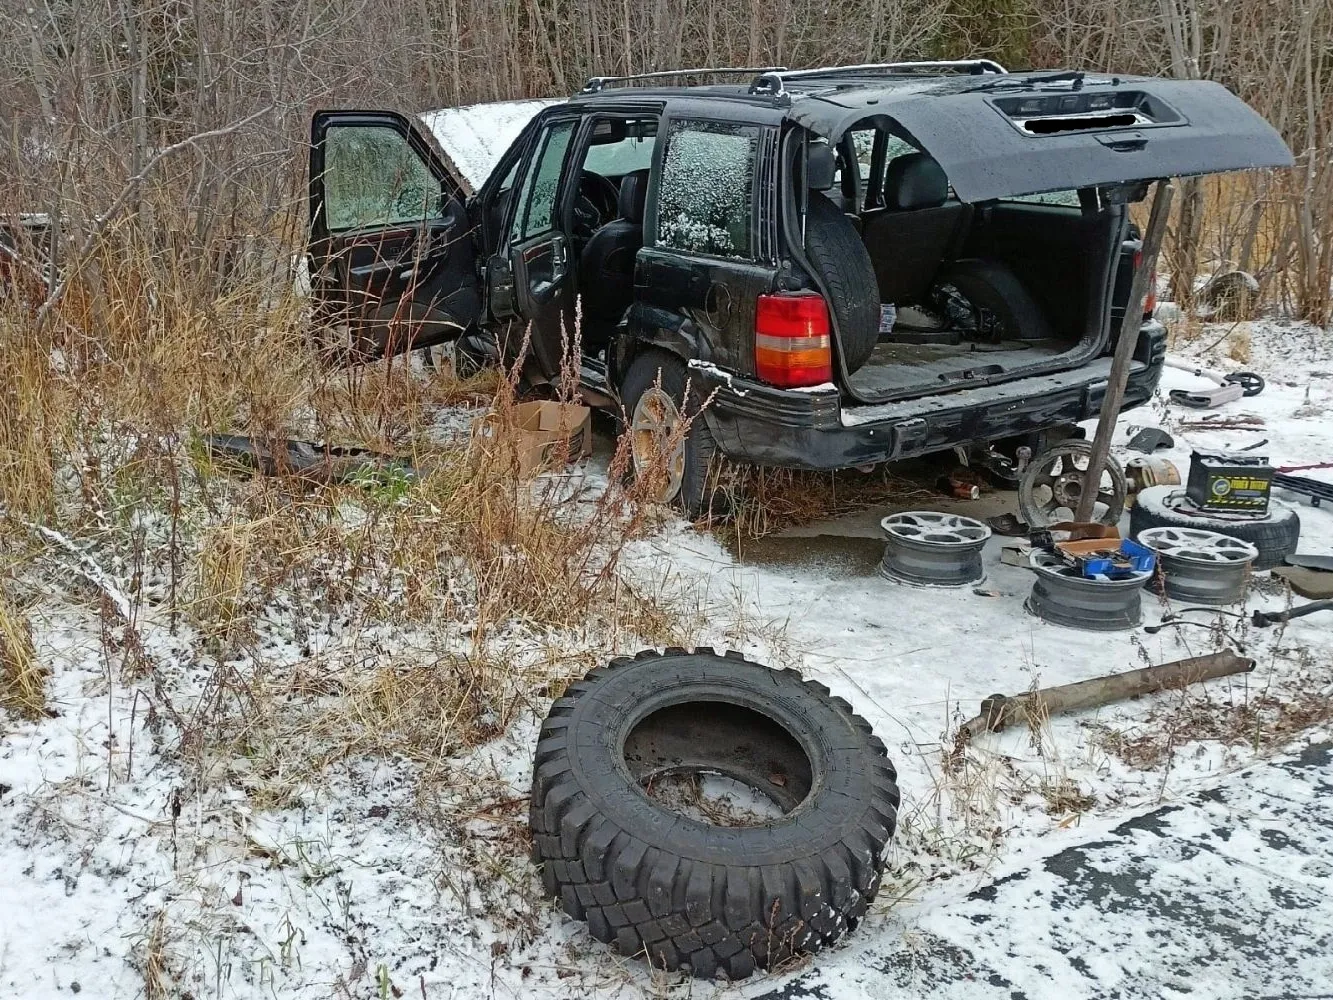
(1185, 451, 1273, 514)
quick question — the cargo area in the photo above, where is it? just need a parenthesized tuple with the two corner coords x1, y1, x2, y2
(834, 151, 1126, 402)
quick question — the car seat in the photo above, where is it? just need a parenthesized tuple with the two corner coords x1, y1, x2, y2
(580, 169, 649, 341)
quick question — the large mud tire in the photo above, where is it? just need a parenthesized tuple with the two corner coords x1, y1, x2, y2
(529, 649, 899, 980)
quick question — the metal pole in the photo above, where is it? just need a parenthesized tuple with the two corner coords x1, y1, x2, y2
(1074, 180, 1175, 523)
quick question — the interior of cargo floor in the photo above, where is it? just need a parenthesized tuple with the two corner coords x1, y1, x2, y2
(846, 337, 1068, 395)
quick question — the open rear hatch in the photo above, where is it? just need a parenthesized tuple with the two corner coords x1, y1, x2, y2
(795, 75, 1293, 405)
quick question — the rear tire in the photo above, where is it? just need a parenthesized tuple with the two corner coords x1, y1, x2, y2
(804, 193, 880, 374)
(1130, 485, 1300, 572)
(620, 350, 723, 517)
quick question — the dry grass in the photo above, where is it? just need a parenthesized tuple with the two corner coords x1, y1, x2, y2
(1091, 685, 1332, 771)
(0, 593, 46, 719)
(722, 463, 945, 542)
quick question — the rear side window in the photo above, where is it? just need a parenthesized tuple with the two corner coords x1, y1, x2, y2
(1005, 190, 1081, 207)
(656, 119, 758, 259)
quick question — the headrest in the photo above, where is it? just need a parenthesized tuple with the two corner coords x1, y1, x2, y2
(806, 143, 836, 190)
(618, 169, 650, 224)
(884, 152, 948, 211)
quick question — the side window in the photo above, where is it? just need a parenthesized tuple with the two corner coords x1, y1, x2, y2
(1005, 190, 1082, 207)
(656, 119, 758, 259)
(849, 129, 875, 183)
(322, 125, 441, 231)
(512, 120, 577, 241)
(582, 129, 657, 176)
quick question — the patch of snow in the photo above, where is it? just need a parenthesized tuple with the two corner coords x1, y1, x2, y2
(419, 99, 564, 195)
(1, 318, 1330, 998)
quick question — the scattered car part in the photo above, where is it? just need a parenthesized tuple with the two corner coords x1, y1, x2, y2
(1056, 536, 1156, 578)
(1185, 451, 1273, 514)
(529, 648, 899, 980)
(202, 434, 413, 485)
(879, 511, 991, 587)
(1137, 526, 1258, 605)
(1273, 472, 1333, 508)
(955, 650, 1253, 742)
(1026, 549, 1153, 630)
(1130, 485, 1300, 571)
(1018, 438, 1128, 527)
(986, 513, 1031, 537)
(1197, 270, 1260, 320)
(1272, 565, 1333, 599)
(1126, 427, 1175, 454)
(1237, 437, 1270, 452)
(1165, 357, 1265, 408)
(1142, 606, 1247, 636)
(1284, 553, 1333, 572)
(1252, 599, 1333, 627)
(1278, 461, 1333, 474)
(1125, 455, 1181, 501)
(1177, 417, 1267, 432)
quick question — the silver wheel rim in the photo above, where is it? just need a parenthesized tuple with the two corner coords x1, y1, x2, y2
(1138, 527, 1258, 564)
(879, 511, 990, 587)
(631, 387, 686, 503)
(1029, 549, 1153, 585)
(1026, 449, 1120, 524)
(881, 511, 991, 546)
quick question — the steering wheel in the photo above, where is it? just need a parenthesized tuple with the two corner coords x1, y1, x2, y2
(572, 171, 621, 239)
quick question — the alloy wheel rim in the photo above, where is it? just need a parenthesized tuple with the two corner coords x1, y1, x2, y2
(631, 387, 686, 502)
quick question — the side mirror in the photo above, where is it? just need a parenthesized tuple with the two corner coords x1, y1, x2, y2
(806, 143, 836, 190)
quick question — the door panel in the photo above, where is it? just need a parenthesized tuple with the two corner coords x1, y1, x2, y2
(511, 232, 571, 376)
(309, 110, 479, 359)
(497, 118, 579, 379)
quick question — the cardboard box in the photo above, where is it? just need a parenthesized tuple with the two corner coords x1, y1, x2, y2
(472, 400, 592, 476)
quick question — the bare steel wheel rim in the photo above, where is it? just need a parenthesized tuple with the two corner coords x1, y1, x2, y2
(1026, 549, 1152, 630)
(631, 386, 686, 502)
(1138, 527, 1259, 565)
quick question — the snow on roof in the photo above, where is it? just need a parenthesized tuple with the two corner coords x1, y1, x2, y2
(419, 98, 563, 195)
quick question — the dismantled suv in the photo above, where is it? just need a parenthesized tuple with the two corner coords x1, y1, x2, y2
(308, 61, 1291, 512)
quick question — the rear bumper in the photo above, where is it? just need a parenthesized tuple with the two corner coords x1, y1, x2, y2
(694, 322, 1166, 470)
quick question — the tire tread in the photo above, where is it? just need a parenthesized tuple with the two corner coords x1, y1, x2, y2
(529, 648, 898, 980)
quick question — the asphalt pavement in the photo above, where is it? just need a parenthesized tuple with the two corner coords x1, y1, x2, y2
(758, 742, 1333, 1000)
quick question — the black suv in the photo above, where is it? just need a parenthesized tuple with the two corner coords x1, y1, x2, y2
(308, 62, 1291, 512)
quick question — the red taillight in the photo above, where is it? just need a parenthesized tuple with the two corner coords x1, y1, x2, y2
(755, 292, 833, 388)
(1134, 249, 1157, 319)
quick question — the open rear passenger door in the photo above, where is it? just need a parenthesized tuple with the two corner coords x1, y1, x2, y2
(486, 116, 582, 379)
(309, 111, 481, 359)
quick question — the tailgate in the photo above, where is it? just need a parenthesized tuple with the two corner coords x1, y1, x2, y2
(880, 78, 1293, 203)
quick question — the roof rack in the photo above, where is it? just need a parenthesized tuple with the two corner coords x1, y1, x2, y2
(749, 59, 1008, 96)
(581, 66, 788, 94)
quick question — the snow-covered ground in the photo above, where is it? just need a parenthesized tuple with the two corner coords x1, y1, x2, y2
(1, 318, 1330, 999)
